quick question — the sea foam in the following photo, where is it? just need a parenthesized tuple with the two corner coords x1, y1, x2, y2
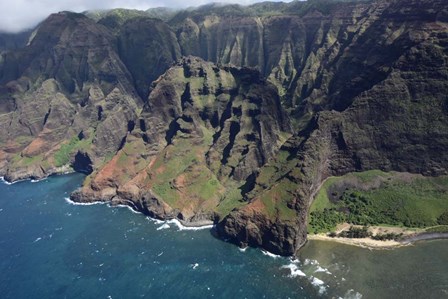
(315, 266, 332, 275)
(343, 289, 363, 299)
(165, 219, 213, 231)
(31, 178, 47, 183)
(0, 176, 19, 185)
(238, 247, 248, 253)
(114, 204, 142, 214)
(281, 263, 307, 277)
(156, 223, 171, 230)
(261, 250, 281, 259)
(310, 276, 327, 295)
(64, 197, 106, 206)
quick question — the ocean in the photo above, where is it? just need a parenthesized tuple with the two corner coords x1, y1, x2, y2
(0, 173, 447, 298)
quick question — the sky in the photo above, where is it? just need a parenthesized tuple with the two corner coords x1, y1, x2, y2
(0, 0, 288, 33)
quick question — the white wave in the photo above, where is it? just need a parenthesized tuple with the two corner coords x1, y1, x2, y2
(31, 178, 47, 183)
(166, 219, 213, 231)
(0, 176, 48, 185)
(343, 289, 363, 299)
(310, 276, 327, 295)
(115, 204, 141, 214)
(64, 197, 106, 206)
(304, 258, 319, 266)
(315, 266, 332, 275)
(238, 247, 248, 252)
(156, 223, 171, 230)
(147, 217, 165, 224)
(157, 251, 164, 257)
(0, 209, 3, 212)
(281, 263, 306, 277)
(261, 249, 282, 259)
(311, 277, 324, 286)
(33, 237, 42, 243)
(0, 176, 23, 185)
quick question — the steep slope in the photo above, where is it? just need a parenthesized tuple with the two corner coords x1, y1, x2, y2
(217, 0, 448, 254)
(0, 0, 447, 256)
(72, 56, 292, 223)
(0, 12, 142, 181)
(117, 17, 181, 99)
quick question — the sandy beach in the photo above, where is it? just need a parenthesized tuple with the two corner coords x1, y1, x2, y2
(307, 234, 407, 249)
(308, 223, 423, 249)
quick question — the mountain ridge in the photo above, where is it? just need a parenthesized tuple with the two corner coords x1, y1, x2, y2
(0, 0, 447, 255)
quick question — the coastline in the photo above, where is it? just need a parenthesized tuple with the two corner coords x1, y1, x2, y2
(5, 172, 447, 252)
(64, 195, 215, 230)
(308, 231, 448, 249)
(307, 234, 407, 249)
(0, 166, 75, 185)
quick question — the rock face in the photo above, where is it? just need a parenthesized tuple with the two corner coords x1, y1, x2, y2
(74, 56, 292, 224)
(1, 0, 448, 255)
(0, 12, 142, 181)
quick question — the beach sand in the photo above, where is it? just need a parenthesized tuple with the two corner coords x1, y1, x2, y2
(307, 223, 423, 249)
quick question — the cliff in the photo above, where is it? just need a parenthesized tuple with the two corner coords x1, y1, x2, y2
(0, 0, 447, 255)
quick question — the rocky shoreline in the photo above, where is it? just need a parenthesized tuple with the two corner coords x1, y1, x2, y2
(1, 0, 447, 258)
(69, 184, 218, 227)
(3, 173, 448, 255)
(400, 232, 448, 244)
(0, 165, 74, 184)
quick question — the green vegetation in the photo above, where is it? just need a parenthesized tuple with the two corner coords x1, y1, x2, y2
(309, 209, 345, 233)
(338, 226, 370, 239)
(308, 171, 448, 233)
(437, 211, 448, 225)
(10, 152, 42, 167)
(54, 137, 80, 167)
(152, 182, 180, 206)
(327, 226, 403, 241)
(309, 177, 338, 213)
(259, 178, 297, 221)
(216, 186, 246, 217)
(371, 232, 403, 241)
(425, 225, 448, 233)
(54, 134, 93, 167)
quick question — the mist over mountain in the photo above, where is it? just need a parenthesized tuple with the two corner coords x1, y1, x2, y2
(0, 0, 290, 33)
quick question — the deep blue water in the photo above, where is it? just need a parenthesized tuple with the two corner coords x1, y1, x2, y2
(0, 174, 447, 299)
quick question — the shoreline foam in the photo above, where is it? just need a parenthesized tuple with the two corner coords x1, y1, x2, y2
(0, 176, 26, 185)
(64, 197, 107, 206)
(165, 219, 214, 231)
(66, 196, 214, 231)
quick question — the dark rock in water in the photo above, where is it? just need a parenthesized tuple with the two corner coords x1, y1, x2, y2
(1, 0, 448, 255)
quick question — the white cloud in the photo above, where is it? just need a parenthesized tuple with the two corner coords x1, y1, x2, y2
(0, 0, 287, 33)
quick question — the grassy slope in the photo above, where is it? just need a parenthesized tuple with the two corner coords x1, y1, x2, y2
(308, 170, 448, 233)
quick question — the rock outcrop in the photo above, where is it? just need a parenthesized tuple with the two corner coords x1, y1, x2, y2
(0, 0, 447, 255)
(75, 56, 292, 225)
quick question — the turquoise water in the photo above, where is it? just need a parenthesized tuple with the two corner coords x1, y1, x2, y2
(0, 174, 447, 298)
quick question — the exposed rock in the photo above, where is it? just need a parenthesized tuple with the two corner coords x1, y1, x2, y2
(76, 56, 292, 225)
(1, 0, 448, 256)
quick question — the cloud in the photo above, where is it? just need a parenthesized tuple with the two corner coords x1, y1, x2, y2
(0, 0, 286, 33)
